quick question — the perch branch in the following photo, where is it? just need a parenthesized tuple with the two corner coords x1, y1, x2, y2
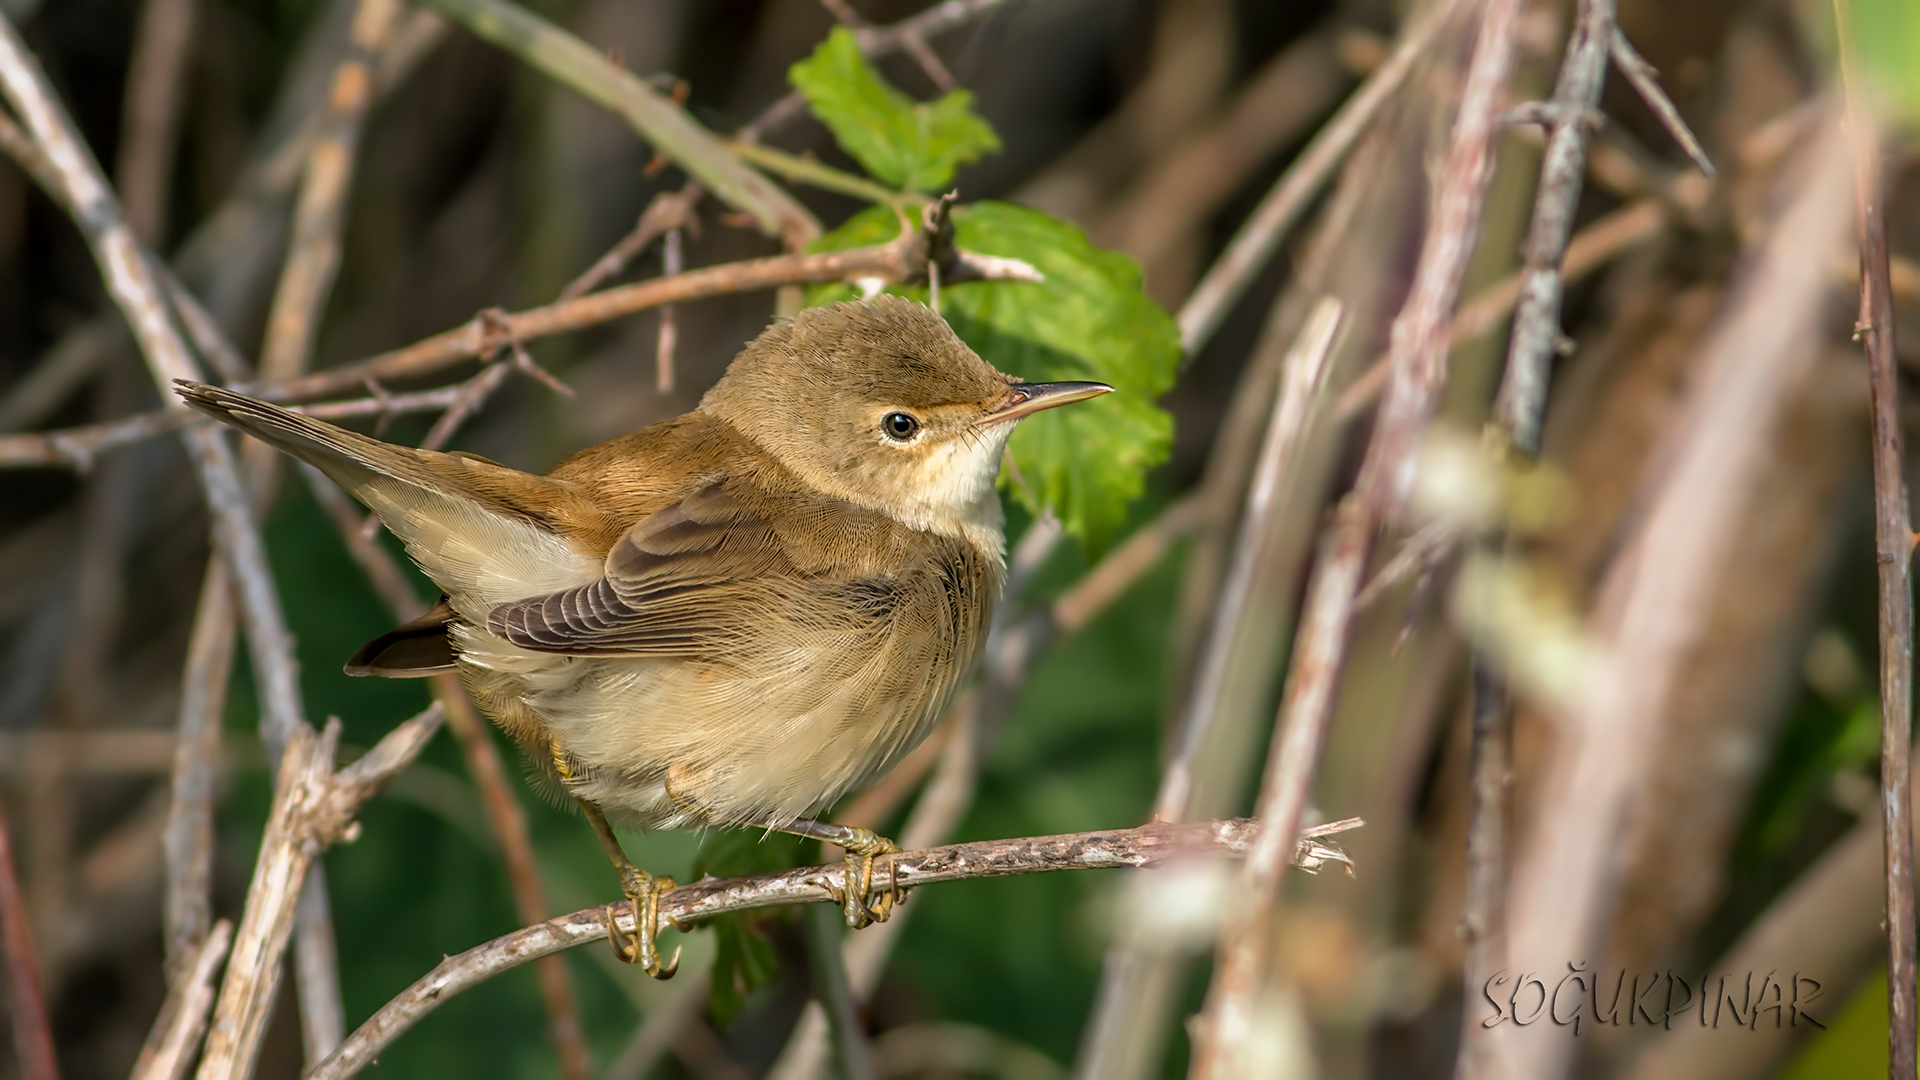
(310, 816, 1363, 1080)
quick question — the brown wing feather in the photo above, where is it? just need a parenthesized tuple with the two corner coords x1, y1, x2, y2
(486, 482, 899, 656)
(346, 598, 458, 677)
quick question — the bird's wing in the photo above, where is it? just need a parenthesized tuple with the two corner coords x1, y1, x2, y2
(486, 483, 875, 656)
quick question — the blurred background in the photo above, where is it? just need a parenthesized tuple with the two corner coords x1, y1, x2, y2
(0, 0, 1915, 1077)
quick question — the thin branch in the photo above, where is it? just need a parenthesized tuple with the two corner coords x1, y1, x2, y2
(0, 9, 306, 757)
(1608, 28, 1715, 177)
(741, 0, 1017, 143)
(1494, 0, 1618, 457)
(310, 817, 1361, 1080)
(1176, 0, 1467, 357)
(267, 202, 1039, 404)
(256, 0, 401, 387)
(0, 794, 58, 1080)
(196, 706, 445, 1080)
(1334, 197, 1667, 420)
(1835, 3, 1915, 1071)
(415, 0, 819, 247)
(163, 563, 236, 982)
(558, 184, 699, 301)
(0, 378, 519, 471)
(116, 0, 196, 242)
(133, 920, 234, 1080)
(1191, 0, 1525, 1071)
(1357, 0, 1526, 521)
(1491, 120, 1851, 1080)
(1155, 298, 1341, 824)
(1459, 6, 1618, 1071)
(726, 139, 920, 208)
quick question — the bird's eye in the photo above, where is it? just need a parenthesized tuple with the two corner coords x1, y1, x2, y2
(881, 412, 920, 441)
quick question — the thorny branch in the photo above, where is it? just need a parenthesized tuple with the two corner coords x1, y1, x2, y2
(1461, 2, 1620, 1071)
(310, 816, 1364, 1080)
(1190, 0, 1525, 1072)
(1834, 1, 1916, 1071)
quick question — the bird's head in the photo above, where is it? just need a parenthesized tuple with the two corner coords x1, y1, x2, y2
(700, 295, 1109, 544)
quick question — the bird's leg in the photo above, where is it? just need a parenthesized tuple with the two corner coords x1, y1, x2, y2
(553, 742, 678, 978)
(774, 818, 902, 930)
(659, 771, 902, 930)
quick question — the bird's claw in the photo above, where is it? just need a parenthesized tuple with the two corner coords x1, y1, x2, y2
(610, 866, 679, 979)
(827, 828, 901, 929)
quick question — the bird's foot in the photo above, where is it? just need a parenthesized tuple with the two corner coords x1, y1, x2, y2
(830, 827, 901, 929)
(609, 863, 679, 978)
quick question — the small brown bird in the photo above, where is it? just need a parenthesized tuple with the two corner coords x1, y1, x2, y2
(178, 296, 1108, 976)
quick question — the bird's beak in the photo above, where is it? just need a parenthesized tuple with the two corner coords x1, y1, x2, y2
(979, 381, 1113, 426)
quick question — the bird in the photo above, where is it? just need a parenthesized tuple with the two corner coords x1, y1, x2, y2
(176, 295, 1110, 977)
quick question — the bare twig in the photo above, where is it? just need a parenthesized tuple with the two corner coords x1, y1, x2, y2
(0, 795, 58, 1080)
(1334, 197, 1667, 419)
(0, 378, 525, 471)
(1176, 0, 1466, 357)
(1458, 5, 1619, 1071)
(415, 0, 819, 247)
(1358, 0, 1525, 521)
(268, 203, 1038, 404)
(133, 920, 234, 1080)
(197, 706, 444, 1080)
(163, 565, 236, 982)
(1074, 301, 1342, 1080)
(1190, 1, 1525, 1072)
(740, 0, 1019, 143)
(1835, 4, 1915, 1070)
(0, 7, 306, 757)
(1189, 499, 1372, 1079)
(1495, 0, 1618, 456)
(257, 0, 401, 387)
(310, 817, 1361, 1080)
(558, 184, 699, 301)
(1608, 28, 1715, 177)
(1156, 299, 1341, 824)
(116, 0, 196, 242)
(1092, 25, 1348, 283)
(1491, 121, 1850, 1080)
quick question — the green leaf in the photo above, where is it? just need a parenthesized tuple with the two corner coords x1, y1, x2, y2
(788, 27, 1000, 192)
(691, 831, 807, 1027)
(805, 202, 1180, 550)
(1850, 0, 1920, 123)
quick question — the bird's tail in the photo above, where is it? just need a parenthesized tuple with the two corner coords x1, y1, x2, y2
(175, 380, 441, 494)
